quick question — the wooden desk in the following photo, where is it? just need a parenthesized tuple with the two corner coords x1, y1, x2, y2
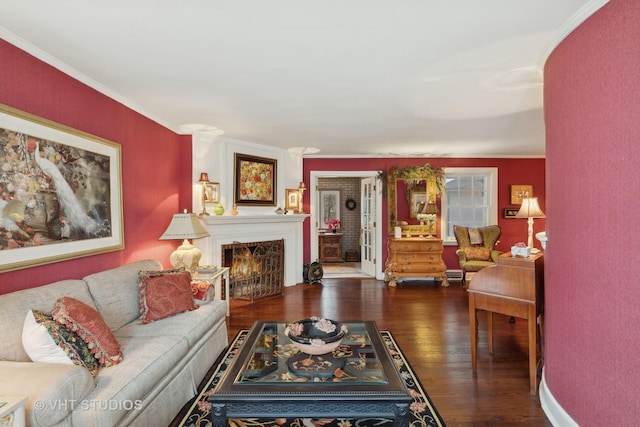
(467, 252, 544, 395)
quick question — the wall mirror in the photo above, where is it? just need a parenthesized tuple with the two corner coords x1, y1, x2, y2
(319, 190, 340, 228)
(409, 186, 428, 218)
(385, 164, 444, 236)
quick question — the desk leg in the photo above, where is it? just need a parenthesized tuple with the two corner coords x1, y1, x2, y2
(469, 295, 477, 374)
(528, 305, 537, 395)
(487, 311, 493, 354)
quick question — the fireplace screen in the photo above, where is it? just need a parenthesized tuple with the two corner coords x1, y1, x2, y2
(227, 239, 284, 301)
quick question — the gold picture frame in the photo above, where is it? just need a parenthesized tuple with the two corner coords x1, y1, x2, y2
(0, 103, 124, 272)
(510, 185, 533, 205)
(233, 153, 277, 206)
(203, 182, 220, 204)
(285, 189, 300, 210)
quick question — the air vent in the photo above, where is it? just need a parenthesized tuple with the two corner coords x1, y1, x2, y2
(446, 269, 463, 281)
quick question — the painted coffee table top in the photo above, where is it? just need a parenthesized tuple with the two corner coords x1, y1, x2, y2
(209, 320, 412, 424)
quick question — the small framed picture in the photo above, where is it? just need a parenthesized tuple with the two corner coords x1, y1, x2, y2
(504, 208, 520, 219)
(285, 189, 300, 210)
(203, 182, 220, 204)
(510, 185, 533, 205)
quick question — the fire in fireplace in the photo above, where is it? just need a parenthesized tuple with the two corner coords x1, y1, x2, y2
(221, 239, 284, 301)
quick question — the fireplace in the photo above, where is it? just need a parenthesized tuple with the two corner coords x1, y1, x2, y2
(222, 239, 284, 300)
(195, 214, 307, 288)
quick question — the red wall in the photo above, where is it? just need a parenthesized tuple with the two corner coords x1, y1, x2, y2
(544, 1, 640, 424)
(0, 40, 192, 293)
(303, 157, 546, 268)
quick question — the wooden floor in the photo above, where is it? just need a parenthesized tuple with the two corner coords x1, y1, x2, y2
(226, 278, 551, 427)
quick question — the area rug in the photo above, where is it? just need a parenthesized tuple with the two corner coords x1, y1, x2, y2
(172, 330, 446, 427)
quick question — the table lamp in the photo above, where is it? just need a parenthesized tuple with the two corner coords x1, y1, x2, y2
(515, 197, 545, 249)
(298, 181, 306, 214)
(198, 172, 210, 216)
(424, 202, 439, 237)
(159, 210, 210, 272)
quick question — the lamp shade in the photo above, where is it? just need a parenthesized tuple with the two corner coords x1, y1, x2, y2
(159, 212, 210, 271)
(159, 212, 210, 241)
(515, 197, 545, 219)
(424, 202, 439, 215)
(198, 172, 209, 183)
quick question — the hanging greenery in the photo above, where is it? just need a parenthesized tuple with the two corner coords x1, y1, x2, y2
(378, 164, 445, 195)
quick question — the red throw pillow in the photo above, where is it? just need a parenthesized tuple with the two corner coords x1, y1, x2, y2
(52, 297, 123, 367)
(138, 270, 198, 324)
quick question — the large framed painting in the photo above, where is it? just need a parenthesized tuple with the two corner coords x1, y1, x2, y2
(0, 104, 124, 272)
(233, 153, 277, 206)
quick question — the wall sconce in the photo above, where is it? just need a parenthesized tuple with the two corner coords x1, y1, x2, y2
(515, 197, 545, 250)
(298, 181, 306, 214)
(159, 210, 210, 272)
(198, 172, 209, 216)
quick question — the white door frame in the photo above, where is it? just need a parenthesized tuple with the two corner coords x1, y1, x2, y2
(309, 170, 384, 280)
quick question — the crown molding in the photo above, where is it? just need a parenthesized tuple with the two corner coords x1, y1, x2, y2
(537, 0, 610, 72)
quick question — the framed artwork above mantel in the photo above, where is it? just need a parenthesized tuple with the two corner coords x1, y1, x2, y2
(233, 153, 277, 206)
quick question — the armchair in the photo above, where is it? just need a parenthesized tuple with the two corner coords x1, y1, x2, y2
(453, 225, 503, 286)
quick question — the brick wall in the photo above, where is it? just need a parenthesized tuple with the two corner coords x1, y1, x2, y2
(317, 177, 361, 261)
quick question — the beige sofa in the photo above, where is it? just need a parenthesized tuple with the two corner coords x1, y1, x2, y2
(0, 259, 228, 427)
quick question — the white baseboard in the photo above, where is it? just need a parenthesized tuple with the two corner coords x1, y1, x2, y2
(540, 368, 579, 427)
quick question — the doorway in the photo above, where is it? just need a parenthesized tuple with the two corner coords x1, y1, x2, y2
(309, 171, 383, 280)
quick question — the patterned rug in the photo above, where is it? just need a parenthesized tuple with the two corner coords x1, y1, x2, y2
(172, 330, 446, 427)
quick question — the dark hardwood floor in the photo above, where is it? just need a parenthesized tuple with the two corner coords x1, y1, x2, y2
(226, 278, 551, 427)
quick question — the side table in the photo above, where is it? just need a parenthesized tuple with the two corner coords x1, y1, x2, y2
(193, 267, 230, 316)
(0, 396, 28, 427)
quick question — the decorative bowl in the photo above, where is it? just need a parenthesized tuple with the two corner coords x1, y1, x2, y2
(284, 317, 348, 355)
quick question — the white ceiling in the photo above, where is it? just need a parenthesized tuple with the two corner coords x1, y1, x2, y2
(0, 1, 607, 157)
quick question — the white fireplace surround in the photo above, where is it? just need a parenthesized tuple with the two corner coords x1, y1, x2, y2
(194, 214, 308, 287)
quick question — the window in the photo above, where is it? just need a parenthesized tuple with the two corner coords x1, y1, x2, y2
(441, 167, 498, 242)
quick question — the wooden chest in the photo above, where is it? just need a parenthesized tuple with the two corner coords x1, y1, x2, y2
(318, 233, 344, 263)
(385, 238, 448, 286)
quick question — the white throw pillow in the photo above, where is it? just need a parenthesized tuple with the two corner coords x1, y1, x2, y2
(22, 309, 72, 364)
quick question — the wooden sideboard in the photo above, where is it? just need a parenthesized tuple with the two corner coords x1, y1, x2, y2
(385, 237, 448, 287)
(467, 252, 544, 395)
(318, 233, 344, 263)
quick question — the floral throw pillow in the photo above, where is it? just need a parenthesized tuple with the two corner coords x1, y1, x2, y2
(463, 246, 492, 261)
(22, 309, 100, 376)
(52, 296, 123, 367)
(138, 269, 198, 324)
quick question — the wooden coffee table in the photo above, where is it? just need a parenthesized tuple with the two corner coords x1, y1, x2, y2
(208, 320, 412, 426)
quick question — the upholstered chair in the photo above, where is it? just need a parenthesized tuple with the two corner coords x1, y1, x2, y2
(453, 225, 503, 286)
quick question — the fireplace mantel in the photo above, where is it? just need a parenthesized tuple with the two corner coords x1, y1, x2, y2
(195, 214, 309, 287)
(201, 214, 308, 226)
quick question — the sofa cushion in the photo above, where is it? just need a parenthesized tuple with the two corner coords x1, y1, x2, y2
(52, 296, 123, 367)
(0, 279, 94, 362)
(71, 334, 190, 427)
(84, 259, 164, 331)
(0, 361, 95, 427)
(116, 300, 226, 346)
(138, 270, 198, 324)
(22, 309, 100, 376)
